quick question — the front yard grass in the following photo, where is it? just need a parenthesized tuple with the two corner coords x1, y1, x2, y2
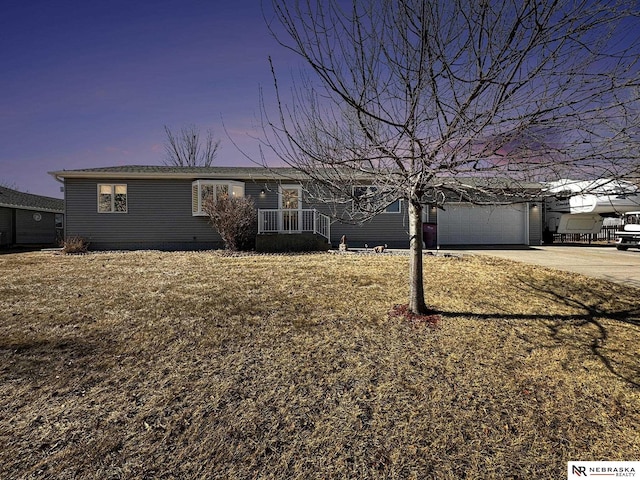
(1, 250, 639, 479)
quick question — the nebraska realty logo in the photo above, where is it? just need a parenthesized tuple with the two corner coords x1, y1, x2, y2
(568, 462, 639, 478)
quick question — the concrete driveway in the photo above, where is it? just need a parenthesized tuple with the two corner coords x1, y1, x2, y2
(458, 245, 640, 289)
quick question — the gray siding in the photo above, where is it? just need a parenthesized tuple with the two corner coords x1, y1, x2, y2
(63, 175, 541, 250)
(15, 209, 58, 244)
(0, 207, 58, 245)
(528, 202, 543, 245)
(324, 206, 409, 248)
(309, 196, 410, 248)
(65, 178, 224, 250)
(425, 205, 438, 224)
(250, 181, 410, 248)
(248, 181, 280, 210)
(0, 207, 12, 246)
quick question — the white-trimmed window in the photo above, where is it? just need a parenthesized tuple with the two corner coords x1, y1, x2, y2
(98, 184, 127, 213)
(192, 180, 245, 216)
(352, 185, 402, 214)
(383, 199, 402, 213)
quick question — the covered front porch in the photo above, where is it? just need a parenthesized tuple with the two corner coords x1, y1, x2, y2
(257, 209, 331, 242)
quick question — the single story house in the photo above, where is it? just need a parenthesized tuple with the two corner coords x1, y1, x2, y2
(0, 185, 64, 247)
(49, 165, 543, 250)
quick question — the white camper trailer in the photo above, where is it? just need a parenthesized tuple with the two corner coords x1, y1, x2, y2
(544, 179, 640, 235)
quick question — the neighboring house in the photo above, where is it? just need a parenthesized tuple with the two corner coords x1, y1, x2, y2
(49, 165, 543, 250)
(0, 186, 64, 247)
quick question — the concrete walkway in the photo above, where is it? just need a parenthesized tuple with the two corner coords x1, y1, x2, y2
(454, 245, 640, 289)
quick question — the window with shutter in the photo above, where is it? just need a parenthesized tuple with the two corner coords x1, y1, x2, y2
(192, 183, 199, 214)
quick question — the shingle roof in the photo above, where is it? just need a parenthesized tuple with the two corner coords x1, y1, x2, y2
(48, 165, 544, 197)
(0, 186, 64, 213)
(49, 165, 310, 180)
(55, 165, 279, 174)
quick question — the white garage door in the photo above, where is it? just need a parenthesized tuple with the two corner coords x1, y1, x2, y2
(438, 203, 526, 245)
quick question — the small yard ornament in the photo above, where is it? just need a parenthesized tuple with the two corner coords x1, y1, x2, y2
(339, 235, 348, 252)
(373, 244, 387, 253)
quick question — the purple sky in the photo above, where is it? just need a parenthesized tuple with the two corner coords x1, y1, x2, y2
(3, 2, 639, 199)
(1, 0, 298, 198)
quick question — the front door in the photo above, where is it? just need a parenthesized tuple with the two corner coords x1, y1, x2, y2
(280, 185, 302, 232)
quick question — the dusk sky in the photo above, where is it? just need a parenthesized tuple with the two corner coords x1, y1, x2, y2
(1, 0, 299, 198)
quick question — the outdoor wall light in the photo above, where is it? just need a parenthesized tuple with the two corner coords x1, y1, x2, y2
(260, 189, 266, 196)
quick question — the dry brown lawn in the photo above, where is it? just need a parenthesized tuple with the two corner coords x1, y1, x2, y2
(1, 250, 639, 479)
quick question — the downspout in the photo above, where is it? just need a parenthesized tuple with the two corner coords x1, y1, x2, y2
(11, 208, 16, 245)
(525, 202, 530, 246)
(52, 173, 66, 239)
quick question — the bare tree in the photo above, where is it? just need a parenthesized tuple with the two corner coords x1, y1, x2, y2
(260, 0, 640, 313)
(163, 124, 221, 167)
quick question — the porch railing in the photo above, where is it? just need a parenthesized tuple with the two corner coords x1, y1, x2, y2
(258, 209, 331, 242)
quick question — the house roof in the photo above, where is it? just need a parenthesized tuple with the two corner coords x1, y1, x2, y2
(48, 165, 546, 205)
(49, 165, 542, 186)
(49, 165, 312, 181)
(0, 185, 64, 213)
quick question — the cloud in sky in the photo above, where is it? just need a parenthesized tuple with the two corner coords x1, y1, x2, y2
(0, 0, 298, 197)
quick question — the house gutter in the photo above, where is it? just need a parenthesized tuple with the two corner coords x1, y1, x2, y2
(51, 172, 65, 185)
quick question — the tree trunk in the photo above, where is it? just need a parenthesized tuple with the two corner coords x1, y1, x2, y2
(408, 200, 428, 314)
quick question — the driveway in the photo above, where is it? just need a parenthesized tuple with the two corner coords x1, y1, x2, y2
(459, 245, 640, 289)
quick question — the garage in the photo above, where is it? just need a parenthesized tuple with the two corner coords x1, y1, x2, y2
(437, 203, 527, 245)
